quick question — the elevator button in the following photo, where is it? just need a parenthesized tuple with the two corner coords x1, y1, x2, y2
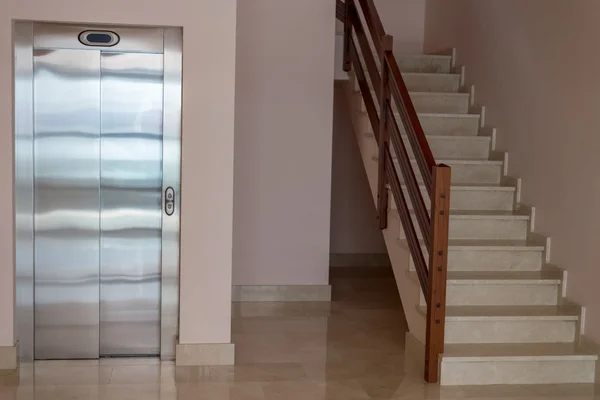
(166, 202, 174, 216)
(165, 187, 174, 201)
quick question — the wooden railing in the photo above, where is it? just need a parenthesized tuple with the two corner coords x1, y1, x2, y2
(336, 0, 451, 383)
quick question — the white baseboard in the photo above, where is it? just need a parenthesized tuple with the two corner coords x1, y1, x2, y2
(175, 341, 235, 366)
(0, 342, 18, 370)
(579, 335, 600, 388)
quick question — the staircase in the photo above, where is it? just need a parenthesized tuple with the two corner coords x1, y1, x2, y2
(342, 51, 599, 385)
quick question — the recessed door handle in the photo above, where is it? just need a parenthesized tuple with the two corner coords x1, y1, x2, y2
(165, 187, 175, 216)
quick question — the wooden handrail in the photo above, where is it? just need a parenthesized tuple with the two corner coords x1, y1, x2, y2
(337, 0, 451, 383)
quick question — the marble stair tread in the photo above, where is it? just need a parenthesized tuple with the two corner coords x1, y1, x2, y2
(374, 156, 502, 165)
(401, 71, 457, 76)
(365, 131, 491, 142)
(407, 270, 562, 287)
(401, 182, 515, 190)
(423, 158, 502, 165)
(427, 305, 581, 320)
(396, 112, 480, 120)
(358, 54, 453, 74)
(394, 209, 530, 220)
(368, 89, 468, 98)
(443, 343, 598, 361)
(438, 210, 528, 218)
(441, 239, 545, 250)
(445, 270, 562, 284)
(401, 72, 460, 89)
(352, 73, 461, 93)
(379, 154, 503, 164)
(396, 182, 518, 194)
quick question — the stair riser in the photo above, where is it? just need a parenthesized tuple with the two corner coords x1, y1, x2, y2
(440, 359, 595, 385)
(351, 72, 459, 93)
(397, 161, 502, 185)
(445, 319, 577, 344)
(416, 137, 489, 160)
(356, 55, 452, 73)
(360, 93, 469, 114)
(395, 187, 515, 211)
(366, 132, 490, 161)
(420, 115, 480, 136)
(395, 55, 453, 74)
(410, 248, 543, 272)
(401, 218, 529, 241)
(420, 283, 558, 306)
(402, 74, 459, 92)
(359, 112, 480, 137)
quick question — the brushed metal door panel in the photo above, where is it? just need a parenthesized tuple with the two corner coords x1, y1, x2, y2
(160, 27, 182, 360)
(33, 48, 101, 360)
(99, 52, 163, 356)
(15, 21, 35, 362)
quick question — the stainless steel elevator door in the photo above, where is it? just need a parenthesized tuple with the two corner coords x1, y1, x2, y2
(99, 53, 163, 356)
(34, 48, 102, 359)
(33, 46, 164, 359)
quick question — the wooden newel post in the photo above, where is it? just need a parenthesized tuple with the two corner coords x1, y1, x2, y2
(342, 0, 353, 72)
(425, 164, 451, 383)
(377, 34, 393, 230)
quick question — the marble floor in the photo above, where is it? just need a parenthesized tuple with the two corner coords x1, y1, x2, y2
(1, 266, 598, 399)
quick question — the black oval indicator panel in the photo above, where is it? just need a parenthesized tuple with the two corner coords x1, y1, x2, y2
(78, 30, 120, 47)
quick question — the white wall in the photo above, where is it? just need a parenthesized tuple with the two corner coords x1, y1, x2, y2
(233, 0, 336, 286)
(424, 0, 600, 345)
(0, 0, 236, 347)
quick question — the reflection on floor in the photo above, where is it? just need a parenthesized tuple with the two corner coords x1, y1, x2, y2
(1, 266, 598, 399)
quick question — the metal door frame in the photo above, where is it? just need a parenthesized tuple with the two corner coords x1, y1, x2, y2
(13, 21, 182, 361)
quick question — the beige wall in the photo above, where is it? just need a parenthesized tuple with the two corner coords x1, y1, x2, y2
(233, 0, 336, 286)
(1, 0, 237, 347)
(424, 0, 600, 344)
(330, 84, 386, 255)
(336, 0, 425, 54)
(376, 0, 426, 54)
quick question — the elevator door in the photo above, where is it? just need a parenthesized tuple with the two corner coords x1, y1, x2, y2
(33, 43, 164, 359)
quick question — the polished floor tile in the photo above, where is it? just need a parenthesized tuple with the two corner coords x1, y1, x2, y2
(1, 266, 599, 399)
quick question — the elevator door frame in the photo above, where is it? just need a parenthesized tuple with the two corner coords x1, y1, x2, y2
(14, 21, 182, 361)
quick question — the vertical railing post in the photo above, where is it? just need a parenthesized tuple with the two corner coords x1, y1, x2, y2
(425, 164, 451, 383)
(377, 35, 393, 229)
(342, 0, 353, 72)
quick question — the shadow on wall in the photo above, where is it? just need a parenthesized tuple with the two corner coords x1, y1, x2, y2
(329, 83, 388, 267)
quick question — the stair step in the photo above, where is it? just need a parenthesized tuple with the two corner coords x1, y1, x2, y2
(398, 210, 529, 241)
(410, 239, 544, 272)
(357, 53, 453, 73)
(405, 92, 469, 114)
(417, 113, 481, 136)
(367, 132, 491, 160)
(360, 91, 469, 114)
(397, 184, 516, 212)
(402, 73, 460, 92)
(394, 158, 503, 185)
(440, 343, 597, 385)
(416, 271, 561, 306)
(351, 70, 460, 93)
(392, 54, 453, 74)
(360, 111, 481, 137)
(439, 305, 579, 344)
